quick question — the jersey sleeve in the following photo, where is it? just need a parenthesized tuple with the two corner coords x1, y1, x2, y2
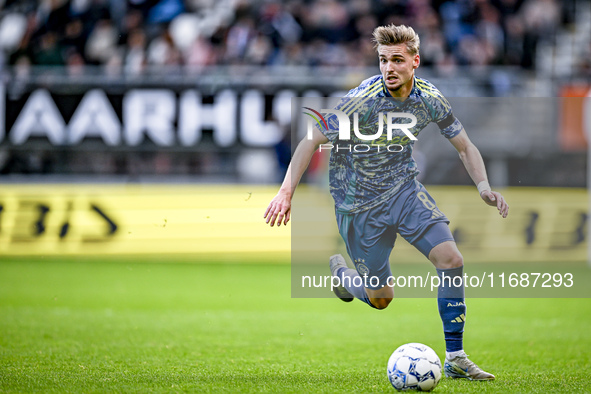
(436, 111, 463, 139)
(419, 82, 463, 139)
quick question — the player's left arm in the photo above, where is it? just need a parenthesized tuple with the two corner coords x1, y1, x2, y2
(448, 129, 509, 218)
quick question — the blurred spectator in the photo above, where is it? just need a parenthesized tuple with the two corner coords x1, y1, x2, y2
(85, 19, 118, 64)
(184, 36, 217, 69)
(245, 31, 272, 65)
(503, 15, 525, 66)
(521, 0, 560, 39)
(476, 3, 504, 62)
(147, 29, 182, 66)
(65, 48, 85, 75)
(224, 16, 256, 63)
(33, 31, 63, 65)
(61, 19, 85, 56)
(301, 0, 349, 43)
(124, 28, 147, 74)
(13, 54, 31, 78)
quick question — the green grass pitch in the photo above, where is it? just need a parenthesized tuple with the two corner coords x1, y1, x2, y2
(1, 258, 590, 393)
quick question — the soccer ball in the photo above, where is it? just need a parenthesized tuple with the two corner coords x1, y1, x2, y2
(387, 343, 442, 391)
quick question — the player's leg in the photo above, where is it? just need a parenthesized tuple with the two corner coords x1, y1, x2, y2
(427, 240, 494, 380)
(331, 208, 395, 309)
(396, 180, 466, 357)
(427, 238, 466, 357)
(400, 181, 494, 380)
(413, 225, 494, 380)
(411, 223, 467, 357)
(331, 255, 394, 309)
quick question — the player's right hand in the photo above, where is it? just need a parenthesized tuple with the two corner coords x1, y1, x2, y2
(264, 192, 291, 227)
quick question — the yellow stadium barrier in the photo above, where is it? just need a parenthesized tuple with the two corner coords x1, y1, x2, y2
(0, 184, 289, 261)
(0, 184, 586, 263)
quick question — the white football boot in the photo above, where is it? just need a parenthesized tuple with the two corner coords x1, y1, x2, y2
(444, 353, 495, 380)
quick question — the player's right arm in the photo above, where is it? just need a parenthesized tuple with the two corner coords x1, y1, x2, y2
(264, 126, 329, 227)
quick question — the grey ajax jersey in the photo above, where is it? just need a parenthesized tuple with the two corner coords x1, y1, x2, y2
(319, 75, 463, 214)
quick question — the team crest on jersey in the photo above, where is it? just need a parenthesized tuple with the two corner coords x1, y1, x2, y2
(413, 107, 430, 126)
(354, 259, 370, 276)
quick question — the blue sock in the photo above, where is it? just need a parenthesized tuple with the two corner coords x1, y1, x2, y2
(336, 267, 378, 309)
(436, 266, 466, 353)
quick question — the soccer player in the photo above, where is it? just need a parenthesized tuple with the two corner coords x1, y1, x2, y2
(264, 24, 508, 381)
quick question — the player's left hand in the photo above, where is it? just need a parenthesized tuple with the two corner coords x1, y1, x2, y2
(480, 190, 509, 218)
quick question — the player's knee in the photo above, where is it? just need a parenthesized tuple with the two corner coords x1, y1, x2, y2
(434, 251, 463, 269)
(447, 253, 463, 268)
(429, 241, 464, 269)
(370, 297, 393, 310)
(366, 285, 393, 309)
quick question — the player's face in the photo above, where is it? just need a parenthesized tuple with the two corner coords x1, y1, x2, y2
(378, 44, 420, 97)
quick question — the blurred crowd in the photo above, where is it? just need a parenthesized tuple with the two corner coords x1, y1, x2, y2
(0, 0, 584, 75)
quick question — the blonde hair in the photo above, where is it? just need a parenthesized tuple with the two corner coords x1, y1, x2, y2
(372, 24, 420, 55)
